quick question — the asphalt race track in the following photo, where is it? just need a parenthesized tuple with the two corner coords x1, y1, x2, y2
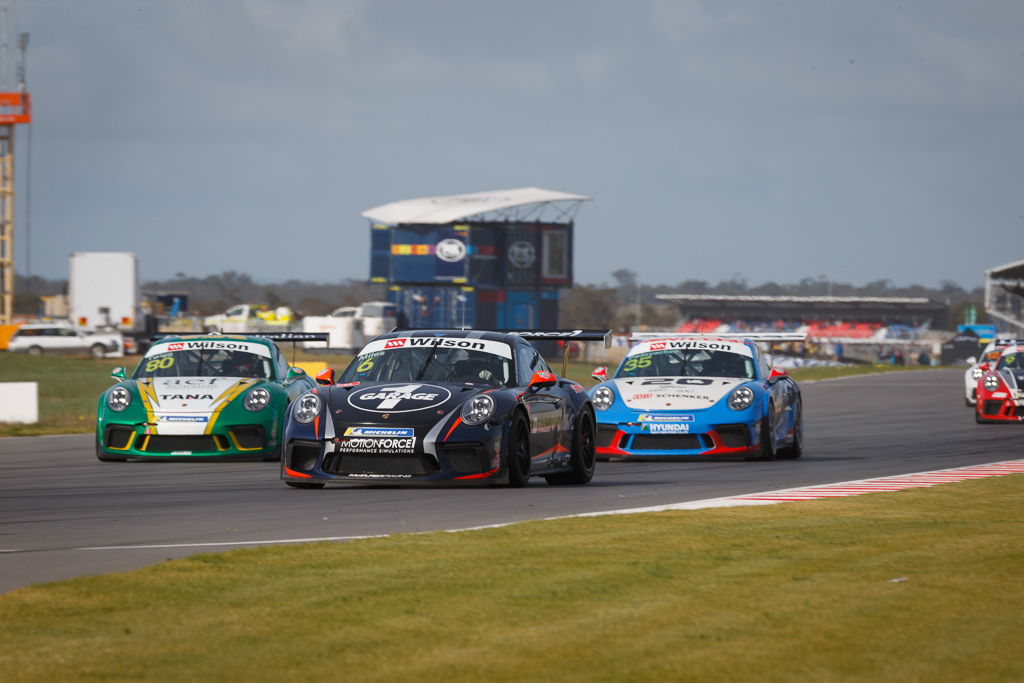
(2, 369, 1019, 593)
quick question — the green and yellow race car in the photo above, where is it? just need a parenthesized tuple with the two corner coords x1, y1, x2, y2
(96, 333, 326, 461)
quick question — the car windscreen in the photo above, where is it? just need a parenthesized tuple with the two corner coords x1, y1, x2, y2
(616, 349, 754, 379)
(998, 353, 1022, 371)
(339, 347, 513, 387)
(133, 349, 271, 379)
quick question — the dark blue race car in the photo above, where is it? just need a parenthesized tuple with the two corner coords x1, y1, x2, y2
(589, 333, 805, 461)
(281, 328, 610, 487)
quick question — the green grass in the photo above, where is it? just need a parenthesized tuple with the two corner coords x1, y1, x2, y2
(0, 352, 946, 437)
(1, 475, 1021, 681)
(0, 354, 127, 436)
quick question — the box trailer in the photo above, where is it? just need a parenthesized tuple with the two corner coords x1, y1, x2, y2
(68, 252, 141, 333)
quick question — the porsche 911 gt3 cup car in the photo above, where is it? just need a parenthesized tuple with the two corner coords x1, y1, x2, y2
(589, 333, 805, 460)
(964, 338, 1024, 406)
(974, 344, 1024, 423)
(280, 328, 610, 488)
(96, 332, 327, 460)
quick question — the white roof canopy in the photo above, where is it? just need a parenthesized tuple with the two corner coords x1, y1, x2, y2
(361, 187, 590, 225)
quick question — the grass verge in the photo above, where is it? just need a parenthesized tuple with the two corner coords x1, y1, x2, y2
(2, 475, 1022, 682)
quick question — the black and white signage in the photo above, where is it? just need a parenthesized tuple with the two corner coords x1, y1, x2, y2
(346, 383, 453, 414)
(507, 241, 536, 268)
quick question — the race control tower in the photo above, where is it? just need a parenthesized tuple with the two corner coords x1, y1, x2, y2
(361, 187, 589, 329)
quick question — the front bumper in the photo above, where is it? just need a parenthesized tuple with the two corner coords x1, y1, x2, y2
(594, 420, 760, 458)
(281, 429, 507, 485)
(98, 422, 280, 459)
(976, 396, 1024, 422)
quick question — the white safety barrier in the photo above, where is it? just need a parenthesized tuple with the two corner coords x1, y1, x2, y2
(0, 382, 39, 423)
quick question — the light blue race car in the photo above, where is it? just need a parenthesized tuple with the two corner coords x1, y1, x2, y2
(589, 334, 804, 460)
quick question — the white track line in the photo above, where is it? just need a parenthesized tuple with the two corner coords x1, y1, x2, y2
(70, 458, 1024, 552)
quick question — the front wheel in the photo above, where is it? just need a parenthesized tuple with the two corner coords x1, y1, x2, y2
(90, 344, 106, 359)
(776, 399, 803, 460)
(746, 403, 777, 461)
(545, 409, 596, 485)
(506, 413, 532, 487)
(27, 345, 43, 356)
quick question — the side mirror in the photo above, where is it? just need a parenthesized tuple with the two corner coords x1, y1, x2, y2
(965, 356, 977, 365)
(529, 370, 557, 389)
(110, 366, 125, 381)
(315, 368, 335, 385)
(768, 367, 788, 380)
(286, 367, 307, 379)
(592, 366, 608, 382)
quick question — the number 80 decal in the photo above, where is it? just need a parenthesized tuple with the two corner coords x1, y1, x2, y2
(145, 356, 175, 372)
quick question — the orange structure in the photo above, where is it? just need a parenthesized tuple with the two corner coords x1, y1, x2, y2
(0, 91, 30, 124)
(0, 33, 30, 325)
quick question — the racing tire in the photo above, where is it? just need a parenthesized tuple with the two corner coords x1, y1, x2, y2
(285, 481, 326, 489)
(545, 409, 596, 485)
(27, 345, 43, 356)
(746, 404, 777, 461)
(506, 413, 532, 488)
(95, 441, 127, 462)
(89, 344, 106, 359)
(776, 399, 803, 460)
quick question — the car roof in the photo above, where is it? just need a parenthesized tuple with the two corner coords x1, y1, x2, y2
(17, 323, 74, 330)
(155, 334, 277, 350)
(629, 335, 760, 355)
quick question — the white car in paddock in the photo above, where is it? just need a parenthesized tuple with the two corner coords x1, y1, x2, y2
(964, 338, 1024, 406)
(6, 323, 124, 359)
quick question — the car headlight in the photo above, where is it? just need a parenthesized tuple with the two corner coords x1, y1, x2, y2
(592, 386, 615, 411)
(984, 375, 999, 390)
(107, 387, 131, 412)
(244, 387, 271, 412)
(461, 394, 495, 426)
(729, 387, 755, 411)
(293, 393, 322, 423)
(971, 367, 984, 379)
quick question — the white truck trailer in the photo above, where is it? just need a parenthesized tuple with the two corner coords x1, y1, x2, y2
(301, 301, 397, 350)
(68, 252, 141, 333)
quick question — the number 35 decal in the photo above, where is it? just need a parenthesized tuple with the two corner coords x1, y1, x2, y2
(623, 356, 652, 372)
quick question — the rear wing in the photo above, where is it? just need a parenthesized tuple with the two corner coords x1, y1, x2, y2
(151, 332, 330, 343)
(494, 329, 611, 377)
(499, 329, 612, 348)
(629, 332, 807, 343)
(994, 337, 1024, 346)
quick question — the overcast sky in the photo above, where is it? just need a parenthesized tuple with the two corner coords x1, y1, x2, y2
(10, 0, 1024, 288)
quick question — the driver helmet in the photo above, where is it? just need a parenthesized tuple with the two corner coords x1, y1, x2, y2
(225, 354, 260, 376)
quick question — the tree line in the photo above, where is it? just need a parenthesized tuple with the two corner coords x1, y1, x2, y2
(15, 270, 984, 330)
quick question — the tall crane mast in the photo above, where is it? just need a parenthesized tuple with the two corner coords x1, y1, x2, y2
(0, 14, 29, 325)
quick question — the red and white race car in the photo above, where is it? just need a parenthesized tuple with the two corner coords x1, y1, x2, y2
(975, 344, 1024, 423)
(964, 338, 1023, 406)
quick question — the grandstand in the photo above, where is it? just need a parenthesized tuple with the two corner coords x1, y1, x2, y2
(656, 294, 949, 363)
(985, 259, 1024, 335)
